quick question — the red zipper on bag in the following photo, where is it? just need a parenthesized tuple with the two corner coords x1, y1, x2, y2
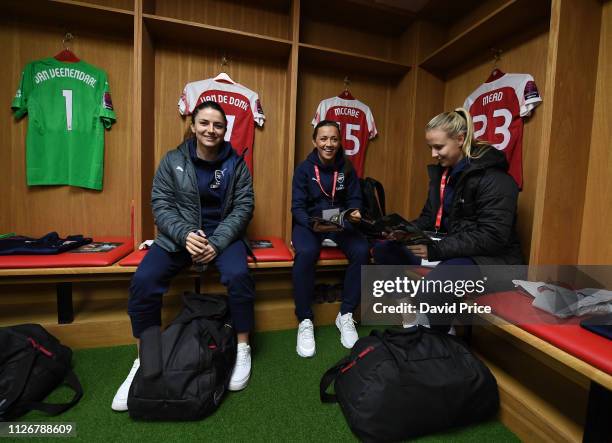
(341, 346, 375, 373)
(358, 346, 375, 358)
(27, 338, 54, 357)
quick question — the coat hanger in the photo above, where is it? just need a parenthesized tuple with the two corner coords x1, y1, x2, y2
(213, 53, 235, 84)
(54, 32, 80, 62)
(486, 48, 505, 82)
(338, 76, 354, 100)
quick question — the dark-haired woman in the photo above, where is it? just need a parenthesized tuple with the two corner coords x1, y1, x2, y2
(111, 101, 255, 411)
(291, 120, 370, 358)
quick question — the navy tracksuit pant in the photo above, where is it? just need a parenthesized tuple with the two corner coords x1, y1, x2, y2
(128, 241, 255, 337)
(372, 240, 479, 330)
(292, 224, 370, 322)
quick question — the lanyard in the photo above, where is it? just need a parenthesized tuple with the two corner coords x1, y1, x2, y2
(435, 168, 449, 232)
(314, 165, 338, 204)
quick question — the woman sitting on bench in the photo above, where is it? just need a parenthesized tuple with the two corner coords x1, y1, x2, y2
(373, 108, 523, 332)
(291, 120, 370, 358)
(111, 101, 255, 411)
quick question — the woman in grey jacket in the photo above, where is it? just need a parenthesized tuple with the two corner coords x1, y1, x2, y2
(111, 101, 255, 411)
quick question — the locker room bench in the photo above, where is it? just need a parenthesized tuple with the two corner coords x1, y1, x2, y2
(0, 237, 350, 325)
(473, 291, 612, 442)
(0, 236, 135, 324)
(405, 265, 611, 441)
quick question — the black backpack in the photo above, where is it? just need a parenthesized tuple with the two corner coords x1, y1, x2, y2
(0, 324, 83, 420)
(128, 293, 236, 421)
(321, 327, 499, 442)
(360, 177, 386, 221)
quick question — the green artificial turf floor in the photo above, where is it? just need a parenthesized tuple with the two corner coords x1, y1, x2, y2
(18, 325, 519, 442)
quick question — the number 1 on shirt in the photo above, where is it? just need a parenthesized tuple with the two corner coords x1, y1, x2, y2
(224, 114, 236, 141)
(62, 89, 73, 131)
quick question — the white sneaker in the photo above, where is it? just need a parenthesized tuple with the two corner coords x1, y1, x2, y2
(111, 358, 140, 412)
(336, 312, 359, 349)
(296, 319, 316, 357)
(228, 343, 251, 391)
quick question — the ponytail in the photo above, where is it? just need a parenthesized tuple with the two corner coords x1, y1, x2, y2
(426, 107, 490, 159)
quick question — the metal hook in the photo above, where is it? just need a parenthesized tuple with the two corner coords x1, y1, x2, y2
(491, 48, 503, 68)
(63, 32, 74, 49)
(221, 53, 230, 67)
(343, 76, 350, 90)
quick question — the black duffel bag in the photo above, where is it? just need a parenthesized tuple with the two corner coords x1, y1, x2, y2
(0, 324, 83, 420)
(128, 293, 236, 421)
(320, 327, 499, 442)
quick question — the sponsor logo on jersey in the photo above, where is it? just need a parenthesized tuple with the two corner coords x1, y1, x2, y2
(14, 88, 22, 99)
(524, 80, 540, 101)
(176, 166, 184, 172)
(103, 92, 114, 110)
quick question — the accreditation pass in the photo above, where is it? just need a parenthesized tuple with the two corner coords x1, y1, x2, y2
(0, 423, 76, 437)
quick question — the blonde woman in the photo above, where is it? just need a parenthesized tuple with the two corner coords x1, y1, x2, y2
(373, 108, 523, 330)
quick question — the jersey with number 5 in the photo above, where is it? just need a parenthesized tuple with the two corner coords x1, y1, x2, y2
(463, 73, 541, 189)
(11, 58, 116, 190)
(312, 96, 377, 178)
(178, 78, 265, 174)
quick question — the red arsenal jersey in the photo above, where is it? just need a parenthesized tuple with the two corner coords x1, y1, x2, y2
(463, 73, 542, 188)
(312, 96, 377, 178)
(179, 77, 265, 173)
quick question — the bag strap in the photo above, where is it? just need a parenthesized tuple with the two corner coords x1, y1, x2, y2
(24, 370, 83, 416)
(372, 179, 386, 215)
(319, 356, 351, 403)
(365, 177, 385, 217)
(0, 349, 37, 416)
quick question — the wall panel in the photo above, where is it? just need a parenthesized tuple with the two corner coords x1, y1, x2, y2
(0, 21, 134, 237)
(152, 0, 291, 39)
(579, 1, 612, 264)
(152, 44, 289, 239)
(295, 66, 408, 217)
(443, 29, 549, 258)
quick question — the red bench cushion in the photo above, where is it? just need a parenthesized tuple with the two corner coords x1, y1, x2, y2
(0, 237, 133, 268)
(248, 237, 293, 262)
(476, 290, 612, 375)
(318, 248, 347, 260)
(119, 237, 294, 267)
(118, 249, 148, 266)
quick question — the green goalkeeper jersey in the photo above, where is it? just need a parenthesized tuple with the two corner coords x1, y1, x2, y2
(11, 58, 116, 190)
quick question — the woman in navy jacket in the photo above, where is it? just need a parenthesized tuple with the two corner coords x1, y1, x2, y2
(291, 120, 370, 357)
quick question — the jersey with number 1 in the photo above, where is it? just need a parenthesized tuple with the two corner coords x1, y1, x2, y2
(463, 73, 542, 189)
(11, 58, 116, 190)
(312, 96, 377, 178)
(178, 78, 265, 174)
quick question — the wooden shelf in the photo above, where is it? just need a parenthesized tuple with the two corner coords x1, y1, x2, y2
(419, 0, 550, 74)
(1, 0, 134, 35)
(143, 14, 292, 59)
(299, 43, 410, 77)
